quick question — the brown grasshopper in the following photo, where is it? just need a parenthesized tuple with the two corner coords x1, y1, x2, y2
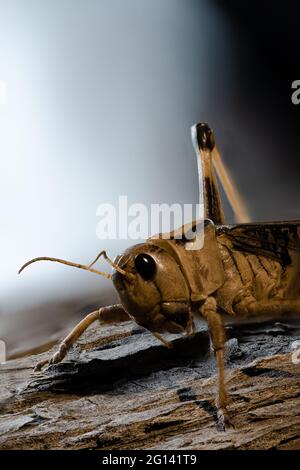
(19, 123, 300, 430)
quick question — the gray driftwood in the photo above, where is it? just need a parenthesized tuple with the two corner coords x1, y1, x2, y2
(0, 319, 299, 450)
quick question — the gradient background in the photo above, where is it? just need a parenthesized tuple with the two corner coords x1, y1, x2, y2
(0, 0, 299, 355)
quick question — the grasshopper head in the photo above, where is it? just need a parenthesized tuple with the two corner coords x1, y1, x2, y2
(112, 243, 192, 334)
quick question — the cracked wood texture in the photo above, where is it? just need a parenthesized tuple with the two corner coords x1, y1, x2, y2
(0, 319, 299, 450)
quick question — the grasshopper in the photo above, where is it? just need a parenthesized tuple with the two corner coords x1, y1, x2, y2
(19, 123, 300, 429)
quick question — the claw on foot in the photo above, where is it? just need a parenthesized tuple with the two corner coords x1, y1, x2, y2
(49, 350, 65, 365)
(34, 358, 49, 372)
(34, 345, 67, 372)
(217, 407, 235, 432)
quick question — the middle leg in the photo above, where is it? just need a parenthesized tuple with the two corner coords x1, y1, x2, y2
(200, 297, 233, 430)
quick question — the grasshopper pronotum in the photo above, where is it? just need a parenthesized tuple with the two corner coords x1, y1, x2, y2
(19, 123, 300, 429)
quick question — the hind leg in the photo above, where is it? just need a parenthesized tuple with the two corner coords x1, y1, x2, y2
(234, 298, 300, 317)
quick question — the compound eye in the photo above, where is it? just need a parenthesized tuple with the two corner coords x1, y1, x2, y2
(134, 253, 156, 280)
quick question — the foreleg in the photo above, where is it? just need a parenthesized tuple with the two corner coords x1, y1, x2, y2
(35, 304, 129, 371)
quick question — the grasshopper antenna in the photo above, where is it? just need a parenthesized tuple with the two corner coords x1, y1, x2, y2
(18, 256, 112, 279)
(88, 250, 135, 280)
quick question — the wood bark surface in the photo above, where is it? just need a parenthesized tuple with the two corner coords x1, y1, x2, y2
(0, 319, 299, 450)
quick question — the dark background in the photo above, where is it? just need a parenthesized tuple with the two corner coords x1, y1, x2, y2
(217, 0, 300, 145)
(211, 0, 300, 221)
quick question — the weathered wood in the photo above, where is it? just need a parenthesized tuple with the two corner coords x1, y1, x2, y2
(0, 320, 299, 450)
